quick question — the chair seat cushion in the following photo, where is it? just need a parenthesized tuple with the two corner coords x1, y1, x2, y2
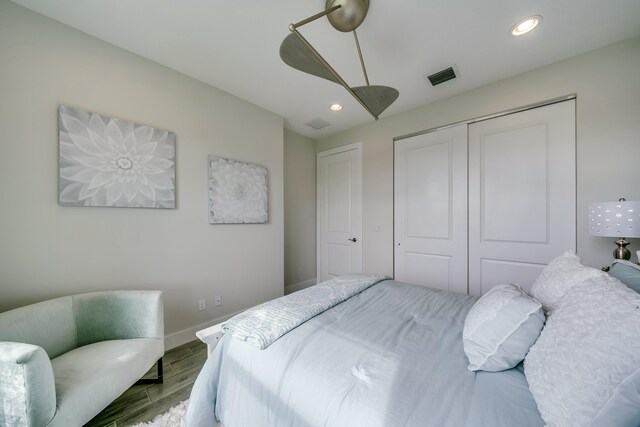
(48, 338, 163, 427)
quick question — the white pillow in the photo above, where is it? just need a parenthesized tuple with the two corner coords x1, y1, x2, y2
(530, 250, 604, 312)
(525, 275, 640, 427)
(463, 284, 545, 372)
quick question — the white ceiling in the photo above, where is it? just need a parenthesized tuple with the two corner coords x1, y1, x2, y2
(10, 0, 640, 138)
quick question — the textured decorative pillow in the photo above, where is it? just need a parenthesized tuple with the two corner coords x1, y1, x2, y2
(525, 275, 640, 427)
(463, 284, 545, 372)
(530, 250, 604, 312)
(609, 259, 640, 294)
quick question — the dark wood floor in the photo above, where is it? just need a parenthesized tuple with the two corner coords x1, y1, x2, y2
(86, 339, 208, 427)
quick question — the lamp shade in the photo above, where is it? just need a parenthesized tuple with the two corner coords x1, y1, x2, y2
(589, 200, 640, 238)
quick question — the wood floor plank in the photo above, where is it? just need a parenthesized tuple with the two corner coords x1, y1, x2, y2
(86, 388, 150, 427)
(170, 348, 207, 374)
(114, 384, 193, 426)
(163, 342, 194, 364)
(142, 358, 175, 380)
(146, 365, 202, 402)
(186, 339, 207, 353)
(115, 384, 151, 403)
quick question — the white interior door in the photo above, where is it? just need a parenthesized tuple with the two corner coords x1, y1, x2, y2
(468, 100, 576, 295)
(394, 124, 468, 293)
(317, 142, 363, 283)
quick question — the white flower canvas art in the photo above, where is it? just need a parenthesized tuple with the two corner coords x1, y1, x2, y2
(59, 105, 176, 208)
(208, 156, 268, 224)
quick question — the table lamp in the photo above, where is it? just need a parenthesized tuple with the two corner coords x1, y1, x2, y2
(589, 198, 640, 260)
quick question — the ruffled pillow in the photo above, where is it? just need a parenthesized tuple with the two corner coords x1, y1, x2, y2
(525, 275, 640, 427)
(463, 284, 545, 372)
(530, 250, 604, 312)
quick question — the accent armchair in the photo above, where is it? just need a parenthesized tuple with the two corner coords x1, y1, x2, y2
(0, 290, 164, 427)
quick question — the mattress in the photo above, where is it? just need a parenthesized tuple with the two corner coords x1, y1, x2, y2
(185, 280, 543, 427)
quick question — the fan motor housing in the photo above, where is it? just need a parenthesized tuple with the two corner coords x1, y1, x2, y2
(326, 0, 370, 32)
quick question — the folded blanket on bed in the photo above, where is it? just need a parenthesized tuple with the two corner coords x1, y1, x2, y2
(222, 273, 388, 349)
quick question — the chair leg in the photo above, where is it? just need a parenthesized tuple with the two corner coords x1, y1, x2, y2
(157, 357, 163, 383)
(136, 357, 164, 384)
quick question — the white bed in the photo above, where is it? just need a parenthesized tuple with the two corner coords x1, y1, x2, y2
(187, 252, 640, 427)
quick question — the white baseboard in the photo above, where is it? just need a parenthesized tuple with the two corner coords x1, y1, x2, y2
(285, 278, 317, 295)
(164, 309, 243, 350)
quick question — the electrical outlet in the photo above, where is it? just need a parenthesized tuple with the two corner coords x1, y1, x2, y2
(214, 295, 222, 306)
(198, 298, 206, 311)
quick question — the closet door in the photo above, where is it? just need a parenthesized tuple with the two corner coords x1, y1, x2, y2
(468, 100, 576, 296)
(394, 124, 467, 293)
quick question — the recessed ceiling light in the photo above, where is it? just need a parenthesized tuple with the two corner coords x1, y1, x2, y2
(330, 103, 343, 111)
(511, 15, 542, 36)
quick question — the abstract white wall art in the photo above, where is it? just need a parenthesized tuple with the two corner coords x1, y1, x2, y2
(58, 105, 176, 208)
(208, 156, 268, 224)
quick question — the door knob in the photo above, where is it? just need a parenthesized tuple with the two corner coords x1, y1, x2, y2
(348, 237, 357, 242)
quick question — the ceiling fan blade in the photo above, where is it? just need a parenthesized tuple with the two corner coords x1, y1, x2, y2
(351, 85, 399, 117)
(279, 33, 340, 85)
(280, 32, 399, 119)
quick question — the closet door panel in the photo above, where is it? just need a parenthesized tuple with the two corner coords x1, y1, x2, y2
(394, 124, 467, 293)
(481, 124, 548, 243)
(479, 259, 545, 295)
(406, 143, 451, 239)
(404, 253, 451, 290)
(468, 100, 576, 295)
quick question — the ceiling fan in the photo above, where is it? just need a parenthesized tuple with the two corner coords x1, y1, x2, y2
(279, 0, 399, 120)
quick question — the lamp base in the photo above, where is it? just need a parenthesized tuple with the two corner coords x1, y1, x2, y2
(613, 238, 631, 260)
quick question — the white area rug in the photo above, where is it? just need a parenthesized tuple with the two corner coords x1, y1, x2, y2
(131, 400, 188, 427)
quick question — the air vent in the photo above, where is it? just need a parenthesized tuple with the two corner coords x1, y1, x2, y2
(305, 118, 331, 130)
(426, 66, 457, 86)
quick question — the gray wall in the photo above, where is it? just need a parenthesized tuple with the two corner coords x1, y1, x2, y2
(284, 129, 317, 292)
(0, 1, 284, 347)
(317, 36, 640, 274)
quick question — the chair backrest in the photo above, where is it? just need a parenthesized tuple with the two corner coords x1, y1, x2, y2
(609, 259, 640, 293)
(73, 291, 163, 346)
(0, 296, 78, 359)
(0, 290, 164, 358)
